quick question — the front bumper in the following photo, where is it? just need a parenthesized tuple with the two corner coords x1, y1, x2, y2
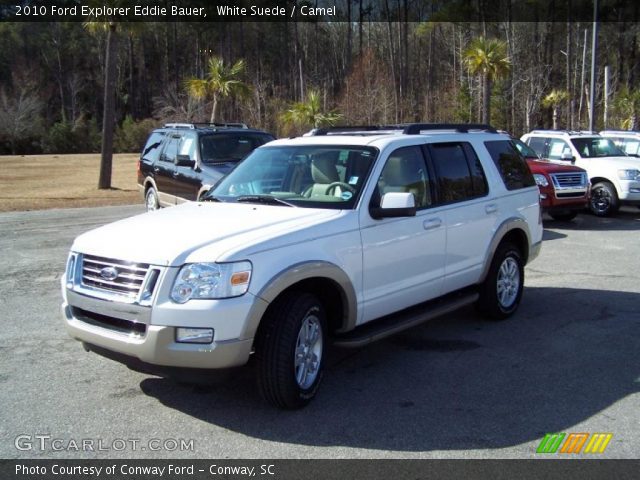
(61, 278, 269, 371)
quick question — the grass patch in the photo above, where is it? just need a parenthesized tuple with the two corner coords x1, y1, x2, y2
(0, 153, 140, 212)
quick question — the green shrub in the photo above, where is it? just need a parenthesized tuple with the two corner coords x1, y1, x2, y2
(42, 118, 101, 154)
(114, 116, 158, 153)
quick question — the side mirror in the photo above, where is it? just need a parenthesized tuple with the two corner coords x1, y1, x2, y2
(370, 192, 416, 219)
(561, 152, 575, 163)
(175, 154, 195, 168)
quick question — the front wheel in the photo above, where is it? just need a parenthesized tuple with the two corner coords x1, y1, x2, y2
(477, 243, 524, 320)
(549, 210, 578, 222)
(589, 181, 619, 217)
(255, 292, 326, 409)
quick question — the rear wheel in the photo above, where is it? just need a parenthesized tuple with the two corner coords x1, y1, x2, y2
(145, 187, 159, 212)
(477, 242, 524, 320)
(589, 181, 619, 217)
(255, 292, 326, 409)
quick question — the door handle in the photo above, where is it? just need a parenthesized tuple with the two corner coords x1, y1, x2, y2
(423, 218, 442, 230)
(485, 203, 498, 214)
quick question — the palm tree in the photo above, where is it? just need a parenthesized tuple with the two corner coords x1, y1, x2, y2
(280, 90, 342, 132)
(542, 90, 569, 130)
(612, 87, 640, 130)
(464, 37, 511, 125)
(184, 57, 250, 123)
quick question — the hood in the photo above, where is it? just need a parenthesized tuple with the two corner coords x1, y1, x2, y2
(527, 159, 586, 174)
(72, 202, 341, 266)
(593, 156, 640, 169)
(199, 162, 236, 183)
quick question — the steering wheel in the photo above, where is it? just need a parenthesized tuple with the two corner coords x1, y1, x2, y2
(325, 182, 356, 196)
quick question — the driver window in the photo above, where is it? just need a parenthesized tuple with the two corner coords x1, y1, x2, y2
(376, 146, 431, 208)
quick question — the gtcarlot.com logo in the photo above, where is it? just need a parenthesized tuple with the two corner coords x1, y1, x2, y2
(14, 434, 195, 453)
(536, 432, 613, 454)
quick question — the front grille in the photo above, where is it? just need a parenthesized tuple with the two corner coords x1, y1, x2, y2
(81, 255, 150, 298)
(551, 172, 588, 188)
(71, 306, 146, 335)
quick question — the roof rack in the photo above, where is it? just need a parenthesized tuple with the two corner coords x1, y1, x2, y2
(401, 123, 497, 134)
(306, 123, 498, 136)
(600, 129, 640, 135)
(164, 122, 249, 130)
(529, 129, 598, 136)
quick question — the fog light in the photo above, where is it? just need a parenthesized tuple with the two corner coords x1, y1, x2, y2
(176, 328, 214, 344)
(539, 193, 547, 200)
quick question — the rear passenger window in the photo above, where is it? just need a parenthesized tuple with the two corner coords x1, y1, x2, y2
(484, 140, 535, 190)
(427, 142, 488, 204)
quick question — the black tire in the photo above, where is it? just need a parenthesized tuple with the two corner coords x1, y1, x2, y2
(589, 181, 619, 217)
(477, 242, 524, 320)
(254, 292, 326, 409)
(145, 186, 159, 212)
(549, 210, 578, 222)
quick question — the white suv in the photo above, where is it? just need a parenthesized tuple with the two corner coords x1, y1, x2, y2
(521, 130, 640, 216)
(62, 124, 542, 409)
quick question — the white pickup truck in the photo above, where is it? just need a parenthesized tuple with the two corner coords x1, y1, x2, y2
(62, 124, 542, 408)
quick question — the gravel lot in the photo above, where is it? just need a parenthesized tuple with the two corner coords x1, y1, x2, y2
(1, 205, 638, 459)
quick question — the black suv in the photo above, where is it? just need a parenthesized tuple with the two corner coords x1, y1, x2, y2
(138, 123, 275, 211)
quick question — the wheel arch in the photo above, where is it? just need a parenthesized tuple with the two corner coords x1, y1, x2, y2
(143, 177, 158, 194)
(479, 218, 531, 283)
(590, 176, 615, 189)
(243, 261, 357, 342)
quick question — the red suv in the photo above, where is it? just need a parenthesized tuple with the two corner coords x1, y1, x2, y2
(513, 138, 590, 221)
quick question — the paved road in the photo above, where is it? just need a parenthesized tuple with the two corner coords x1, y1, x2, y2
(1, 205, 638, 459)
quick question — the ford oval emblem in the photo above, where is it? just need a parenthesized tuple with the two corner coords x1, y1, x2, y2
(100, 266, 119, 281)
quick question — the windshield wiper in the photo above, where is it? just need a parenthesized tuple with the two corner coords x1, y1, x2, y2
(235, 195, 296, 207)
(201, 194, 224, 202)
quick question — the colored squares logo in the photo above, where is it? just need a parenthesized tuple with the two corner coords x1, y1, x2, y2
(536, 433, 613, 454)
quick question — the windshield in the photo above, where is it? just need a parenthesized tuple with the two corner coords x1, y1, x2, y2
(199, 133, 273, 163)
(511, 138, 540, 159)
(570, 137, 626, 158)
(207, 145, 378, 209)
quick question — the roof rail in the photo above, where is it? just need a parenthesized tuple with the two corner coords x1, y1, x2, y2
(402, 123, 497, 134)
(600, 129, 640, 135)
(306, 123, 498, 136)
(164, 122, 249, 130)
(529, 129, 598, 136)
(309, 125, 403, 136)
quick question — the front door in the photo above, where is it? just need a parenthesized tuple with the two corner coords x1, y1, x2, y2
(359, 145, 446, 324)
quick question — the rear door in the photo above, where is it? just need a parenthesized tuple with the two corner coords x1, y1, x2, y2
(425, 141, 495, 293)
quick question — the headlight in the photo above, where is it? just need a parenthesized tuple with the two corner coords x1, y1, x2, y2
(618, 169, 640, 180)
(171, 261, 252, 303)
(533, 174, 549, 187)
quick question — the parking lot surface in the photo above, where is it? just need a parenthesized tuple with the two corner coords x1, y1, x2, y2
(1, 205, 638, 458)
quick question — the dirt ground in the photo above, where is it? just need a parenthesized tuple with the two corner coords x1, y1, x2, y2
(0, 153, 141, 212)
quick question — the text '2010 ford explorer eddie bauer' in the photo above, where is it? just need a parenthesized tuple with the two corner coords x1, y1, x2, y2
(62, 124, 542, 409)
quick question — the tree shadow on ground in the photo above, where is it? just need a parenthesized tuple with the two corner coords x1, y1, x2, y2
(139, 287, 639, 452)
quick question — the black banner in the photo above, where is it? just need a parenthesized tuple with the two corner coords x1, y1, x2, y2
(1, 0, 639, 23)
(2, 459, 640, 480)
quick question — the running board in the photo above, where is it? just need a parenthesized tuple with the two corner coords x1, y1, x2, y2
(332, 290, 479, 348)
